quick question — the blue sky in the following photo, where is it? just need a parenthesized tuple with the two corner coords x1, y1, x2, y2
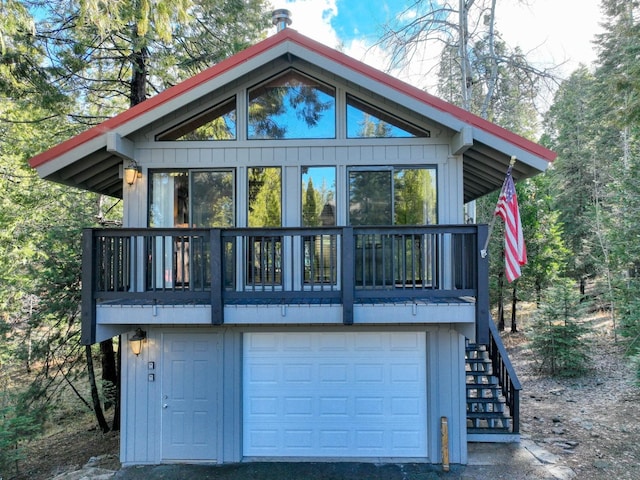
(276, 0, 603, 92)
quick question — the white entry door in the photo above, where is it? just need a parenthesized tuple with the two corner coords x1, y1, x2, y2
(161, 333, 218, 461)
(243, 331, 427, 458)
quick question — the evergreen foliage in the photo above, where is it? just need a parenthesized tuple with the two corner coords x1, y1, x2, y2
(0, 0, 272, 459)
(0, 392, 45, 478)
(529, 279, 591, 377)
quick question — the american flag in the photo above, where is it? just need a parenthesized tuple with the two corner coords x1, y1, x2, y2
(495, 171, 527, 282)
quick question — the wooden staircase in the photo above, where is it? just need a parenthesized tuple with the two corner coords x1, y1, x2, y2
(465, 320, 521, 442)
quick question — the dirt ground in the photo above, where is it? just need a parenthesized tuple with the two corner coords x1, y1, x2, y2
(9, 315, 640, 480)
(504, 316, 640, 480)
(9, 414, 120, 480)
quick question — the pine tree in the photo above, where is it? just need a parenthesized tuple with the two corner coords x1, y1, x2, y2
(529, 279, 591, 377)
(302, 177, 319, 226)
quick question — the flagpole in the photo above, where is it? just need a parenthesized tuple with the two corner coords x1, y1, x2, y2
(480, 156, 517, 258)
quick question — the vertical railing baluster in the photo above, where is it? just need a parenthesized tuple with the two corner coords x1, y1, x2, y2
(371, 235, 377, 288)
(411, 234, 417, 289)
(401, 234, 407, 289)
(310, 235, 316, 287)
(114, 236, 121, 292)
(332, 233, 337, 289)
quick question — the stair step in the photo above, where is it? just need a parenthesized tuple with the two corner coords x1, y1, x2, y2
(467, 371, 493, 378)
(467, 427, 513, 435)
(467, 411, 510, 419)
(467, 405, 505, 414)
(466, 357, 491, 363)
(466, 381, 499, 388)
(466, 397, 506, 404)
(465, 341, 518, 437)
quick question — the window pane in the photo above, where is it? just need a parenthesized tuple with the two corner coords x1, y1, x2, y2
(301, 167, 336, 226)
(348, 170, 392, 226)
(191, 171, 235, 227)
(149, 171, 189, 227)
(248, 167, 281, 227)
(156, 97, 236, 141)
(347, 95, 429, 138)
(394, 168, 437, 225)
(248, 70, 335, 139)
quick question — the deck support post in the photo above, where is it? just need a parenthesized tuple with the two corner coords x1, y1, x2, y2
(210, 229, 223, 325)
(81, 229, 97, 345)
(476, 224, 490, 344)
(342, 227, 354, 325)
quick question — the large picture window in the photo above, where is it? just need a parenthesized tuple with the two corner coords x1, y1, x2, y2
(248, 70, 335, 140)
(302, 167, 337, 285)
(149, 170, 235, 227)
(349, 167, 437, 288)
(348, 167, 437, 226)
(156, 97, 236, 141)
(346, 95, 429, 139)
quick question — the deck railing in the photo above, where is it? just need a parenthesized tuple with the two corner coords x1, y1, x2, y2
(487, 317, 522, 433)
(82, 225, 489, 342)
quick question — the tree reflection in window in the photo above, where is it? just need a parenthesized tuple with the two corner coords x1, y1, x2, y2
(248, 70, 335, 139)
(156, 97, 236, 141)
(348, 167, 437, 226)
(347, 95, 430, 138)
(248, 167, 281, 227)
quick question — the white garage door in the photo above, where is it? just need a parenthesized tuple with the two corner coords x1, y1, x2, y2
(243, 331, 427, 458)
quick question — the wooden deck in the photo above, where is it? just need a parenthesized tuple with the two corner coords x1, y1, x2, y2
(82, 225, 489, 343)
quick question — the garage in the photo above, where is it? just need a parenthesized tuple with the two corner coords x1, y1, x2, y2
(243, 331, 428, 458)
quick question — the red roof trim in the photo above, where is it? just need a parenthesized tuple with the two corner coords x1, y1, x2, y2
(30, 28, 556, 169)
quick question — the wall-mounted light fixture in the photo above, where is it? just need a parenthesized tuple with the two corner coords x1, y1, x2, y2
(129, 328, 147, 356)
(124, 161, 142, 186)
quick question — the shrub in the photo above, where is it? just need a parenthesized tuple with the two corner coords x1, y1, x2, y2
(529, 278, 591, 377)
(0, 393, 45, 478)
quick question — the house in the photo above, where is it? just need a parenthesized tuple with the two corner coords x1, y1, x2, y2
(29, 13, 555, 467)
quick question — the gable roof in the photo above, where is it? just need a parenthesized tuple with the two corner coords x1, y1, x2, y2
(29, 27, 556, 201)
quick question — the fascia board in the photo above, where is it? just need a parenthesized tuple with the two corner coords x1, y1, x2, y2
(472, 128, 550, 172)
(35, 136, 108, 178)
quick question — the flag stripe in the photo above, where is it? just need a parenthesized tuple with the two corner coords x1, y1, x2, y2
(494, 172, 526, 282)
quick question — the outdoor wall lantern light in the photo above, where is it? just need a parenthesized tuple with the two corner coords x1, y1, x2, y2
(129, 328, 147, 356)
(124, 161, 142, 186)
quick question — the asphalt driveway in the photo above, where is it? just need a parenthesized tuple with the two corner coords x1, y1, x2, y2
(113, 441, 575, 480)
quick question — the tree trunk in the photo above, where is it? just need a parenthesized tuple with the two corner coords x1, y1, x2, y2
(86, 345, 110, 433)
(511, 285, 518, 333)
(100, 339, 118, 410)
(480, 0, 498, 120)
(458, 0, 472, 110)
(130, 45, 149, 107)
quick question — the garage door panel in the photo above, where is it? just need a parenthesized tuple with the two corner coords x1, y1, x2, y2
(244, 332, 427, 458)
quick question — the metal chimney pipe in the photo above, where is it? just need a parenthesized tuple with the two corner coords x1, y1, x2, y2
(272, 9, 292, 32)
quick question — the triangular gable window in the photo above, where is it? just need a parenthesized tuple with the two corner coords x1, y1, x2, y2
(156, 97, 236, 141)
(347, 95, 429, 138)
(248, 69, 336, 140)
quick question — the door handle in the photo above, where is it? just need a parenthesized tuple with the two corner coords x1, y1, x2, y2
(163, 404, 168, 409)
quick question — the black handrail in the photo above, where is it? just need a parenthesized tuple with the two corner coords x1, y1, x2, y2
(487, 317, 521, 433)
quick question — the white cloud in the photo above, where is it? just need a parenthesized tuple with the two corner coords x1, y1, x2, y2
(271, 0, 341, 48)
(275, 0, 604, 90)
(496, 0, 603, 76)
(270, 1, 397, 84)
